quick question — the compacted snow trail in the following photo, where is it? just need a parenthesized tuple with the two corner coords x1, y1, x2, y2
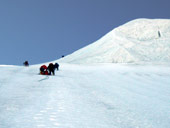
(0, 64, 170, 128)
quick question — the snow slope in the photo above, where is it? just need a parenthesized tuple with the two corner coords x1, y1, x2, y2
(0, 64, 170, 128)
(58, 19, 170, 64)
(0, 19, 170, 128)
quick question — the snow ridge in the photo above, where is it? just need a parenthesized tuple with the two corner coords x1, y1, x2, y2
(58, 19, 170, 64)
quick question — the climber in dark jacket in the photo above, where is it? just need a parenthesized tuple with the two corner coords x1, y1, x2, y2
(47, 63, 55, 75)
(23, 61, 29, 66)
(54, 63, 59, 71)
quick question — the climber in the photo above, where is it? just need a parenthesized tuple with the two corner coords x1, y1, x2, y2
(40, 65, 48, 75)
(47, 63, 55, 75)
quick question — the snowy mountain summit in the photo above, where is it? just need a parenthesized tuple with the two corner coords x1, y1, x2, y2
(59, 19, 170, 64)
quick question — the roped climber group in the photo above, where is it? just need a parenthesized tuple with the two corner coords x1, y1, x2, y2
(40, 63, 59, 75)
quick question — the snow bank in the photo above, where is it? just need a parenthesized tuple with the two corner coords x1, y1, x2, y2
(58, 19, 170, 64)
(0, 64, 170, 128)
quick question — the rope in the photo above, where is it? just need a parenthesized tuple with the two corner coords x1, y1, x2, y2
(38, 75, 49, 82)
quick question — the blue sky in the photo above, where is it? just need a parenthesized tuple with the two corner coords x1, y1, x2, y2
(0, 0, 170, 65)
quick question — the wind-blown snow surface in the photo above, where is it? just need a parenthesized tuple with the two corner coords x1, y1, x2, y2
(0, 64, 170, 128)
(58, 19, 170, 64)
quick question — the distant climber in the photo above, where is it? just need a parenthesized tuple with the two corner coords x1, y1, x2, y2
(54, 63, 59, 71)
(40, 65, 48, 75)
(158, 31, 161, 37)
(47, 63, 55, 75)
(23, 61, 29, 66)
